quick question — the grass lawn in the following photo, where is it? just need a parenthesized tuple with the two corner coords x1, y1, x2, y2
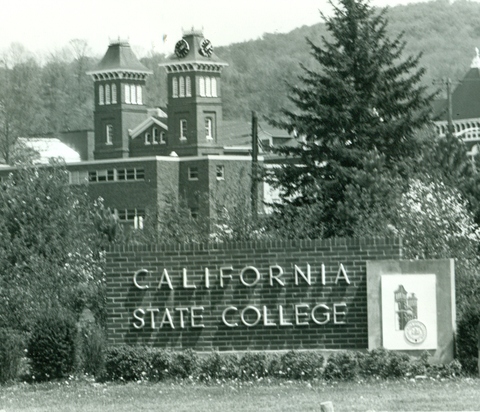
(0, 378, 479, 412)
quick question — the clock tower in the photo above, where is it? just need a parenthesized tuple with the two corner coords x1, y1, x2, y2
(160, 30, 228, 156)
(88, 40, 153, 159)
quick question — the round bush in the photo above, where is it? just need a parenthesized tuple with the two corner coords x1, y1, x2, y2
(27, 310, 77, 381)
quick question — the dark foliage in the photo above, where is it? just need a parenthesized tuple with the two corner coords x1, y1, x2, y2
(27, 310, 78, 381)
(0, 328, 25, 383)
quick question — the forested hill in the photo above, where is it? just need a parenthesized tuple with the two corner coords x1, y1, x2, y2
(3, 0, 480, 138)
(212, 0, 480, 120)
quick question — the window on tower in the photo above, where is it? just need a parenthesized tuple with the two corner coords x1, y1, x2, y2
(186, 76, 192, 97)
(180, 119, 187, 140)
(130, 85, 137, 104)
(136, 85, 143, 104)
(206, 77, 212, 97)
(173, 77, 179, 98)
(205, 117, 213, 140)
(106, 124, 114, 145)
(179, 76, 185, 97)
(99, 85, 105, 105)
(211, 78, 218, 97)
(105, 84, 111, 104)
(111, 84, 117, 104)
(199, 77, 205, 97)
(125, 84, 131, 104)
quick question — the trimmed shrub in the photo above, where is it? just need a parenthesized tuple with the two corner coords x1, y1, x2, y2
(78, 322, 106, 378)
(150, 349, 173, 381)
(199, 351, 239, 381)
(0, 328, 25, 383)
(360, 348, 412, 379)
(102, 346, 153, 381)
(279, 350, 324, 380)
(170, 349, 199, 379)
(27, 310, 77, 381)
(324, 351, 359, 381)
(456, 307, 480, 375)
(238, 351, 273, 380)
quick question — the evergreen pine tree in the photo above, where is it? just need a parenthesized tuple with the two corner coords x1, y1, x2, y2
(268, 0, 436, 237)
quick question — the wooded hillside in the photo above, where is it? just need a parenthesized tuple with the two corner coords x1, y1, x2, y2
(2, 0, 480, 138)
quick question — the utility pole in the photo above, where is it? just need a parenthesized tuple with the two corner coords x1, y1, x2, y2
(433, 78, 455, 138)
(251, 111, 259, 221)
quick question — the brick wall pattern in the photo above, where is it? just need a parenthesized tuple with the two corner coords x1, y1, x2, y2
(106, 237, 402, 351)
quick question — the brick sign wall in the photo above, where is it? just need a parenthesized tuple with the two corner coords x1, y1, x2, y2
(106, 238, 402, 351)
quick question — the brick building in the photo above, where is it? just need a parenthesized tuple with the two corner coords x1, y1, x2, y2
(2, 30, 282, 230)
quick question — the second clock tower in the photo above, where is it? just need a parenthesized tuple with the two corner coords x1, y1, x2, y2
(160, 30, 228, 156)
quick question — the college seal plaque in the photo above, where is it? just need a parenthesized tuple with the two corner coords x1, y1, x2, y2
(404, 319, 427, 344)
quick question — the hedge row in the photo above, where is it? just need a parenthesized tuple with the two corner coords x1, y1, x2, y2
(101, 346, 462, 382)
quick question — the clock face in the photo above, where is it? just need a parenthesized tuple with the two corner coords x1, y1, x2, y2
(174, 39, 190, 58)
(199, 39, 213, 57)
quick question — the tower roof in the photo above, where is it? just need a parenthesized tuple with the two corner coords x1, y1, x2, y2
(87, 40, 152, 78)
(160, 29, 228, 72)
(435, 50, 480, 121)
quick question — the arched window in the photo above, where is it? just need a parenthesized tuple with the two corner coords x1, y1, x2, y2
(111, 84, 117, 103)
(145, 132, 151, 145)
(199, 77, 205, 97)
(211, 78, 218, 97)
(130, 85, 137, 104)
(105, 84, 111, 104)
(136, 85, 143, 104)
(125, 84, 131, 104)
(99, 85, 105, 105)
(179, 76, 185, 97)
(186, 76, 192, 97)
(205, 77, 212, 97)
(160, 131, 166, 144)
(172, 77, 178, 98)
(180, 119, 187, 140)
(152, 128, 159, 144)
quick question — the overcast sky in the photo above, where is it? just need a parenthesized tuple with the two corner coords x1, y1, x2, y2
(0, 0, 442, 58)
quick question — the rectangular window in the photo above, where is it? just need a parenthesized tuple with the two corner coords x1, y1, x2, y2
(136, 85, 143, 104)
(130, 85, 137, 104)
(69, 171, 88, 185)
(88, 169, 114, 182)
(99, 85, 105, 105)
(205, 117, 213, 140)
(180, 119, 187, 140)
(124, 84, 131, 104)
(216, 165, 225, 180)
(172, 77, 178, 98)
(111, 84, 117, 104)
(179, 76, 185, 97)
(115, 208, 146, 229)
(88, 168, 145, 183)
(188, 167, 199, 181)
(186, 76, 192, 97)
(105, 84, 111, 104)
(106, 124, 113, 145)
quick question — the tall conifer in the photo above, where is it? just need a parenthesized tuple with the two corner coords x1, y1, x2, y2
(268, 0, 435, 237)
